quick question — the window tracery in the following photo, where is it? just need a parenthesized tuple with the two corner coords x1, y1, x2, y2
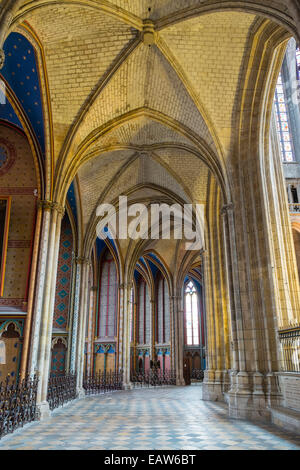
(184, 281, 200, 346)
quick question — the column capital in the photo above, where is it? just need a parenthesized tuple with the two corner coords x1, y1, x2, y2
(37, 199, 53, 211)
(75, 256, 89, 265)
(221, 203, 234, 216)
(52, 202, 65, 217)
(37, 199, 65, 216)
(119, 283, 132, 290)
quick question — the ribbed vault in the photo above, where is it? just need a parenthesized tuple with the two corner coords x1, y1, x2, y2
(3, 1, 288, 202)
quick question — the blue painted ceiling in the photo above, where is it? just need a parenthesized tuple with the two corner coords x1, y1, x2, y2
(146, 257, 159, 279)
(96, 232, 117, 260)
(96, 238, 106, 258)
(147, 253, 164, 269)
(67, 182, 78, 227)
(134, 269, 141, 284)
(0, 32, 45, 156)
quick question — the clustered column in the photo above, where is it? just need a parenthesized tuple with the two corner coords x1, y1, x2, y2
(172, 294, 185, 386)
(74, 257, 90, 396)
(28, 200, 64, 418)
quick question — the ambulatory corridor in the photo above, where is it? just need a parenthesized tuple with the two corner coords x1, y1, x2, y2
(0, 386, 299, 451)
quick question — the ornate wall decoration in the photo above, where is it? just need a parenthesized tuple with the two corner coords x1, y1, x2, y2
(50, 338, 67, 376)
(0, 125, 37, 306)
(0, 138, 16, 177)
(0, 319, 24, 337)
(97, 249, 118, 339)
(53, 215, 73, 329)
(0, 320, 24, 379)
(94, 343, 116, 372)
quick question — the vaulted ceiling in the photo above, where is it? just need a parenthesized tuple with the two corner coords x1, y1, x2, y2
(1, 0, 291, 248)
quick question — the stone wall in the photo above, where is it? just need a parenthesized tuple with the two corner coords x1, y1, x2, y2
(277, 373, 300, 413)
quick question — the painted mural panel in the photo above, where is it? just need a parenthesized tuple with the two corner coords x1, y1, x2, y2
(53, 214, 73, 330)
(0, 124, 37, 310)
(0, 320, 23, 380)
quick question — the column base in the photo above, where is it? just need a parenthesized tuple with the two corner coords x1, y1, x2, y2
(36, 401, 51, 420)
(176, 377, 186, 386)
(265, 373, 283, 408)
(202, 369, 281, 421)
(202, 369, 226, 402)
(227, 371, 270, 421)
(227, 391, 270, 421)
(123, 383, 134, 390)
(76, 387, 85, 398)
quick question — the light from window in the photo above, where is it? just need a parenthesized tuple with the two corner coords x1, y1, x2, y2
(184, 281, 200, 346)
(296, 47, 300, 80)
(274, 72, 295, 162)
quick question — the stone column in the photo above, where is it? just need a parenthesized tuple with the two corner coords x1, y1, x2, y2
(172, 294, 185, 386)
(69, 258, 82, 374)
(221, 203, 255, 415)
(150, 298, 155, 361)
(41, 204, 64, 406)
(118, 283, 132, 388)
(28, 201, 64, 418)
(86, 286, 97, 375)
(202, 185, 232, 402)
(221, 102, 299, 419)
(28, 201, 52, 376)
(66, 251, 76, 372)
(169, 292, 176, 370)
(20, 202, 42, 378)
(221, 204, 239, 395)
(118, 283, 125, 374)
(202, 247, 218, 399)
(75, 258, 89, 396)
(133, 301, 137, 371)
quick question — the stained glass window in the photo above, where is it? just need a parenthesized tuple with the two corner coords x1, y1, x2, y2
(184, 281, 200, 346)
(156, 275, 170, 344)
(137, 279, 150, 344)
(98, 249, 117, 338)
(274, 72, 295, 162)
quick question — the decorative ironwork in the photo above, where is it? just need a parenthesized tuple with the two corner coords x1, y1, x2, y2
(47, 373, 77, 411)
(83, 370, 123, 395)
(130, 369, 176, 388)
(191, 369, 204, 381)
(0, 374, 39, 439)
(279, 328, 300, 372)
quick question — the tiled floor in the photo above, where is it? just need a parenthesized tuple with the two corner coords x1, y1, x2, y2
(0, 385, 299, 450)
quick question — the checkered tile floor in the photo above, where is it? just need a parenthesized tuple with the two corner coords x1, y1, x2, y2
(0, 385, 299, 450)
